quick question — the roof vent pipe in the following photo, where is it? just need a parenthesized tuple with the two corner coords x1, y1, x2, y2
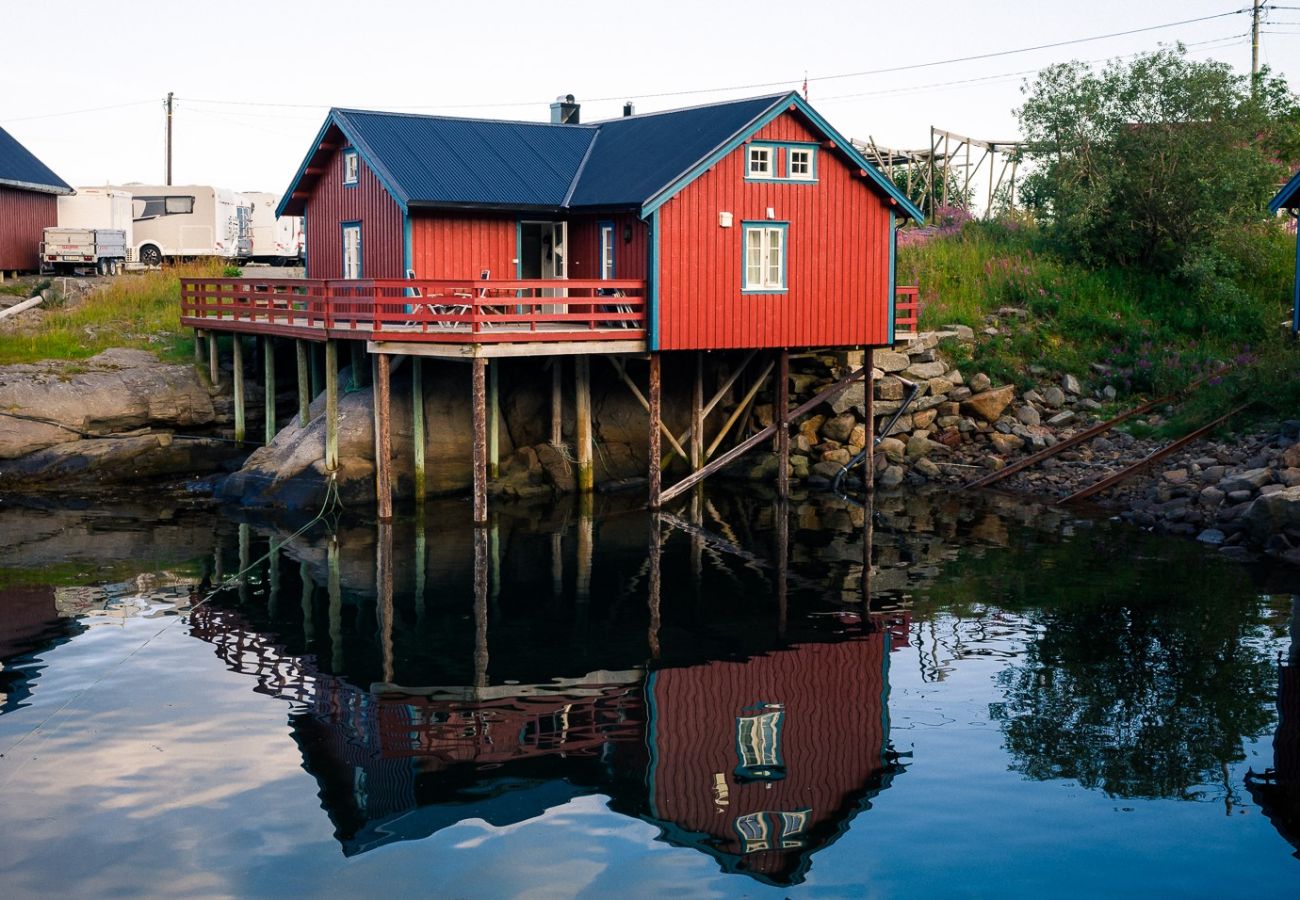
(550, 94, 580, 124)
(623, 102, 635, 117)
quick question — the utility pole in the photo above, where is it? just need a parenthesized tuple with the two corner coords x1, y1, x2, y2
(165, 91, 174, 185)
(1251, 0, 1262, 81)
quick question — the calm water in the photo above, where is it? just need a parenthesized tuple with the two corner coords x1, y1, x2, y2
(1, 486, 1298, 898)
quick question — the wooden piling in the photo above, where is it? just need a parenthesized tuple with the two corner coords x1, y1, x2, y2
(377, 520, 394, 685)
(412, 357, 426, 502)
(237, 522, 250, 605)
(299, 559, 315, 643)
(263, 336, 276, 445)
(575, 356, 593, 492)
(473, 525, 490, 689)
(414, 506, 427, 623)
(208, 332, 219, 388)
(472, 357, 488, 524)
(691, 352, 704, 471)
(488, 361, 500, 480)
(577, 491, 593, 603)
(268, 544, 280, 617)
(324, 340, 339, 472)
(551, 358, 563, 446)
(648, 512, 662, 660)
(328, 536, 342, 671)
(373, 353, 393, 522)
(310, 343, 323, 398)
(232, 336, 246, 444)
(194, 328, 205, 365)
(863, 347, 875, 491)
(777, 348, 790, 499)
(648, 353, 662, 509)
(775, 500, 789, 638)
(350, 342, 368, 390)
(296, 339, 310, 427)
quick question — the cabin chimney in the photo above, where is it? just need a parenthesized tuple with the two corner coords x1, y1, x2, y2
(550, 94, 580, 124)
(623, 102, 635, 117)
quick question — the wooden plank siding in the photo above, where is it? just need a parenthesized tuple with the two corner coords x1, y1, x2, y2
(656, 112, 892, 351)
(0, 187, 57, 271)
(304, 144, 404, 280)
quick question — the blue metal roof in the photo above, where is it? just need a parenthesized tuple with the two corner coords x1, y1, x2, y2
(566, 95, 785, 208)
(1270, 168, 1300, 213)
(0, 125, 71, 194)
(278, 93, 922, 222)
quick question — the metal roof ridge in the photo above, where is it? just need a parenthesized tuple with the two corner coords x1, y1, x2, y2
(329, 106, 600, 130)
(585, 91, 789, 125)
(561, 130, 601, 208)
(0, 176, 73, 195)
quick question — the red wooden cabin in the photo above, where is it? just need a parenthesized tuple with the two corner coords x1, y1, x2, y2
(0, 125, 72, 274)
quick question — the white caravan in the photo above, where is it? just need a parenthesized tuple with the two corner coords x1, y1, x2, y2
(241, 191, 304, 265)
(57, 188, 135, 255)
(109, 184, 251, 265)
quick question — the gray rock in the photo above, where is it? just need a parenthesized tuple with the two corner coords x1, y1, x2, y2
(1227, 490, 1255, 504)
(905, 433, 937, 460)
(941, 324, 975, 341)
(969, 373, 992, 393)
(875, 350, 911, 373)
(877, 464, 905, 488)
(821, 412, 858, 443)
(1244, 486, 1300, 543)
(1062, 373, 1082, 395)
(1102, 386, 1117, 401)
(1015, 406, 1041, 427)
(877, 436, 906, 463)
(1023, 389, 1045, 406)
(1042, 386, 1066, 409)
(914, 457, 941, 478)
(1200, 486, 1225, 506)
(962, 386, 1016, 423)
(1163, 468, 1189, 485)
(904, 361, 948, 380)
(875, 376, 905, 401)
(1046, 411, 1076, 427)
(829, 382, 866, 416)
(1078, 398, 1102, 411)
(1220, 467, 1273, 494)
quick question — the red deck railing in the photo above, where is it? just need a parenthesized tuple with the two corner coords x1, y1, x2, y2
(180, 277, 647, 344)
(894, 285, 919, 338)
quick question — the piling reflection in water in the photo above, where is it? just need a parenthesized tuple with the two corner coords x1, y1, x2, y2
(187, 491, 906, 885)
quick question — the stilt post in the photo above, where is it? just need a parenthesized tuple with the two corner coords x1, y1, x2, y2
(324, 340, 339, 472)
(232, 336, 246, 444)
(488, 360, 500, 480)
(263, 335, 276, 445)
(473, 526, 490, 689)
(575, 355, 593, 492)
(551, 358, 563, 446)
(194, 328, 205, 365)
(208, 332, 219, 387)
(373, 353, 393, 522)
(412, 357, 426, 502)
(863, 347, 875, 491)
(472, 357, 488, 524)
(648, 512, 662, 659)
(350, 342, 368, 390)
(648, 353, 662, 509)
(691, 352, 704, 470)
(296, 339, 310, 427)
(777, 348, 790, 499)
(377, 521, 394, 685)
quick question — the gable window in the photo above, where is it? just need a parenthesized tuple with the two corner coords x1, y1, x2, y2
(742, 223, 787, 293)
(343, 150, 359, 186)
(787, 147, 815, 180)
(342, 223, 362, 279)
(747, 145, 774, 178)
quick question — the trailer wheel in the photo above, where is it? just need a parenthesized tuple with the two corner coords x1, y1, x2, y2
(97, 259, 107, 276)
(139, 245, 162, 267)
(108, 259, 120, 276)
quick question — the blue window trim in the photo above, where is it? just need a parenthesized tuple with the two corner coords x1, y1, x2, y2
(341, 220, 362, 279)
(598, 219, 616, 279)
(784, 142, 819, 182)
(740, 220, 789, 294)
(648, 210, 660, 350)
(743, 143, 781, 182)
(342, 149, 359, 188)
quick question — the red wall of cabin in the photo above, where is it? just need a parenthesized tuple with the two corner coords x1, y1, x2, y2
(304, 146, 404, 280)
(0, 187, 57, 271)
(656, 112, 894, 351)
(648, 637, 889, 878)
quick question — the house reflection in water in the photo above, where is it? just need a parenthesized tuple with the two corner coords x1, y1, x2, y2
(188, 557, 904, 887)
(1248, 596, 1300, 857)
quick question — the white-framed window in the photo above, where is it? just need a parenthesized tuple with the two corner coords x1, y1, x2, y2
(747, 145, 774, 178)
(342, 223, 361, 279)
(743, 223, 787, 292)
(599, 222, 616, 280)
(343, 150, 359, 186)
(787, 147, 814, 180)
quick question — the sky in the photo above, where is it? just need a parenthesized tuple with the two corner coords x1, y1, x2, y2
(1, 0, 1295, 198)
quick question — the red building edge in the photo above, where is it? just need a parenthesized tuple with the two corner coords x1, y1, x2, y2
(0, 187, 58, 273)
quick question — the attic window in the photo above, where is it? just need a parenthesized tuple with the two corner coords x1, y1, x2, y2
(787, 147, 815, 180)
(747, 145, 774, 178)
(343, 150, 359, 186)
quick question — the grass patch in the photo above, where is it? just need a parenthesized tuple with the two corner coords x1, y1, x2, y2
(0, 260, 226, 365)
(898, 220, 1298, 428)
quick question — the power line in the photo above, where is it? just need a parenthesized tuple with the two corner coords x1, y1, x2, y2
(2, 99, 155, 124)
(179, 8, 1255, 114)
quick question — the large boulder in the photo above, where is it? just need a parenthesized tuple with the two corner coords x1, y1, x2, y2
(962, 385, 1016, 423)
(1244, 486, 1300, 543)
(0, 432, 231, 489)
(0, 348, 215, 459)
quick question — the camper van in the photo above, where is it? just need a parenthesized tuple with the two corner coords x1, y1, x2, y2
(109, 184, 251, 265)
(241, 191, 304, 265)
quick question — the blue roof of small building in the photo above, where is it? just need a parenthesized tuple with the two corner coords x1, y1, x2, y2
(278, 92, 923, 222)
(0, 125, 72, 195)
(1270, 168, 1300, 213)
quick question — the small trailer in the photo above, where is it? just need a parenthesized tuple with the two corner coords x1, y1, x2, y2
(241, 191, 304, 265)
(40, 227, 128, 275)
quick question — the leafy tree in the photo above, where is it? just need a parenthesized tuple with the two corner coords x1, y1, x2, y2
(1017, 47, 1300, 274)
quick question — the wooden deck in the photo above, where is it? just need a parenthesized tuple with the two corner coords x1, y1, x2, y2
(180, 277, 648, 348)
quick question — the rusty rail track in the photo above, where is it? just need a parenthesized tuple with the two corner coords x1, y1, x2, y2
(963, 368, 1229, 492)
(1056, 402, 1250, 505)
